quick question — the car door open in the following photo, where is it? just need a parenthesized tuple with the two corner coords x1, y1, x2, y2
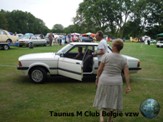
(58, 57, 83, 81)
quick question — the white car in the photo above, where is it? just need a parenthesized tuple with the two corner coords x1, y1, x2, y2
(19, 34, 47, 47)
(17, 42, 141, 83)
(156, 40, 163, 47)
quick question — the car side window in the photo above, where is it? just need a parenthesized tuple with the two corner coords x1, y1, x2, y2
(3, 31, 7, 35)
(65, 46, 85, 60)
(31, 36, 37, 39)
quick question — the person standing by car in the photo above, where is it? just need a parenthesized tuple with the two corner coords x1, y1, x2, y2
(93, 39, 131, 122)
(93, 31, 108, 65)
(48, 33, 53, 46)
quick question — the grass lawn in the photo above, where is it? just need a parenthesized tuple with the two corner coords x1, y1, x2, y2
(0, 42, 163, 122)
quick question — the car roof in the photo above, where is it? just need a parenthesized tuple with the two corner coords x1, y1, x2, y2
(70, 42, 112, 51)
(70, 42, 99, 46)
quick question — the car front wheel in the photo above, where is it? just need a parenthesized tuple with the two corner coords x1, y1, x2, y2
(29, 67, 47, 83)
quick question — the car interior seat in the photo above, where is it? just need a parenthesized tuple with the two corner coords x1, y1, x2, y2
(83, 49, 93, 72)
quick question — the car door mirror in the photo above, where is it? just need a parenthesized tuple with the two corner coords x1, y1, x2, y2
(60, 52, 64, 57)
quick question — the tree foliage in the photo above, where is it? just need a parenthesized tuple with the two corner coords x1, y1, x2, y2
(1, 0, 163, 38)
(52, 24, 64, 33)
(0, 10, 49, 34)
(74, 0, 163, 38)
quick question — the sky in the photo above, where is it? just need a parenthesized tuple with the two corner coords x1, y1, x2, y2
(0, 0, 83, 29)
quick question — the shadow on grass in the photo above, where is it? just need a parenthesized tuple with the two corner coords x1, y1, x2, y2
(16, 75, 96, 85)
(47, 75, 96, 84)
(17, 75, 136, 85)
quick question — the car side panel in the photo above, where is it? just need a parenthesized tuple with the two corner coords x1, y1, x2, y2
(92, 57, 98, 74)
(30, 38, 46, 45)
(1, 34, 8, 42)
(19, 60, 58, 76)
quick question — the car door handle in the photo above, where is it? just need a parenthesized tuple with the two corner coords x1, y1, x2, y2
(76, 62, 80, 64)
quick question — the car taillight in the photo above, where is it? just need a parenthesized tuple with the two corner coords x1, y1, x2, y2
(137, 61, 140, 67)
(18, 61, 22, 67)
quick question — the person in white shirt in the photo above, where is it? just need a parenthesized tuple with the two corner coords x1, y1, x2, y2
(93, 31, 108, 65)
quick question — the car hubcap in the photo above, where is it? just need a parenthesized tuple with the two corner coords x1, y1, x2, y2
(31, 70, 43, 82)
(4, 45, 9, 50)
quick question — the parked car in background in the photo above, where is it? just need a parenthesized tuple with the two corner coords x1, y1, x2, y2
(0, 29, 18, 43)
(35, 34, 45, 39)
(156, 33, 163, 48)
(19, 34, 47, 47)
(156, 38, 163, 47)
(17, 42, 141, 83)
(150, 39, 156, 44)
(16, 33, 24, 39)
(81, 36, 93, 42)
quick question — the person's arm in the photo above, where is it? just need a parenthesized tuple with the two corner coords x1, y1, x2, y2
(74, 53, 80, 59)
(93, 49, 105, 56)
(97, 49, 105, 55)
(96, 62, 105, 86)
(123, 65, 131, 94)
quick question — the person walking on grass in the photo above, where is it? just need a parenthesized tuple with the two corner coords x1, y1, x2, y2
(93, 39, 131, 122)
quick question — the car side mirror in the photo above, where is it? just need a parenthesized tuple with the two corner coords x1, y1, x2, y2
(60, 53, 64, 57)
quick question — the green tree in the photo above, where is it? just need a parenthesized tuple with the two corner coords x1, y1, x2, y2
(52, 24, 64, 33)
(0, 10, 8, 29)
(75, 0, 136, 37)
(74, 0, 163, 38)
(0, 9, 49, 34)
(143, 0, 163, 38)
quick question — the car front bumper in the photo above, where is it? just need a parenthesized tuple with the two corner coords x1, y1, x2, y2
(17, 66, 29, 76)
(129, 67, 142, 73)
(17, 67, 29, 70)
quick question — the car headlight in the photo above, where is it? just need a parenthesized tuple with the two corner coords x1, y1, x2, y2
(18, 61, 22, 67)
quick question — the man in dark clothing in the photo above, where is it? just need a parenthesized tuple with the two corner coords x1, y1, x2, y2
(48, 33, 53, 46)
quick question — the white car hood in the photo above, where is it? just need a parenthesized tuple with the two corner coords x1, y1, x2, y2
(19, 52, 58, 61)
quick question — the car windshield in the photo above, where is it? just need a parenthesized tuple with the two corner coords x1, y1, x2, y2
(56, 44, 73, 54)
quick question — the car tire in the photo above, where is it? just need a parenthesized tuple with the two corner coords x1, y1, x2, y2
(29, 67, 47, 83)
(28, 42, 34, 48)
(44, 43, 47, 46)
(3, 44, 9, 50)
